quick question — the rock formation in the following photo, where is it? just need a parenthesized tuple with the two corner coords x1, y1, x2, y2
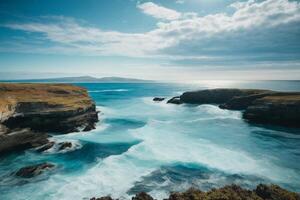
(167, 96, 182, 104)
(167, 89, 300, 127)
(91, 184, 300, 200)
(16, 162, 55, 178)
(243, 95, 300, 127)
(0, 83, 99, 154)
(153, 97, 165, 102)
(58, 141, 72, 151)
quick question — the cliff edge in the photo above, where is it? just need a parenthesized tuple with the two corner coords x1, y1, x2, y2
(0, 83, 98, 153)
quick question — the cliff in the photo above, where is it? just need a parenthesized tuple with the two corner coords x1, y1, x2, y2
(244, 95, 300, 127)
(0, 83, 98, 153)
(167, 88, 300, 128)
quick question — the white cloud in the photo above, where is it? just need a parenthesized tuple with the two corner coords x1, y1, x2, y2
(137, 2, 182, 20)
(2, 0, 300, 65)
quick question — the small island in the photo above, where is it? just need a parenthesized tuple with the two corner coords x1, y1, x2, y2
(0, 83, 98, 154)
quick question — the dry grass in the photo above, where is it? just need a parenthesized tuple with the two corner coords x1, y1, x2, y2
(261, 95, 300, 103)
(0, 83, 93, 114)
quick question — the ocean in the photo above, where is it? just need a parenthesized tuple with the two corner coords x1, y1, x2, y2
(0, 80, 300, 200)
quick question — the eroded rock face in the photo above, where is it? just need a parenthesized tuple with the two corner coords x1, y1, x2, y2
(243, 95, 300, 127)
(91, 184, 300, 200)
(0, 83, 99, 153)
(168, 88, 300, 127)
(0, 127, 48, 154)
(16, 162, 55, 178)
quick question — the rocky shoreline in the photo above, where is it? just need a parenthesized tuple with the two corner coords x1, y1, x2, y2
(164, 88, 300, 128)
(0, 83, 99, 154)
(91, 184, 300, 200)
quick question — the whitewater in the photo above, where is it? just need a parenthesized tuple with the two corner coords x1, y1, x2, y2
(0, 82, 299, 200)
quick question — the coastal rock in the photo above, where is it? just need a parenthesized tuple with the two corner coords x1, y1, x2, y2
(243, 95, 300, 127)
(91, 184, 300, 200)
(16, 162, 55, 178)
(167, 96, 182, 104)
(153, 97, 165, 102)
(132, 192, 154, 200)
(83, 123, 96, 132)
(0, 83, 99, 153)
(219, 92, 274, 110)
(90, 197, 114, 200)
(0, 83, 99, 133)
(180, 89, 269, 104)
(169, 88, 300, 127)
(36, 141, 55, 152)
(0, 127, 48, 154)
(255, 184, 300, 200)
(58, 142, 72, 151)
(168, 185, 261, 200)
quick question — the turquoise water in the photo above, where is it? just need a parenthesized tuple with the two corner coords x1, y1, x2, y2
(0, 81, 300, 200)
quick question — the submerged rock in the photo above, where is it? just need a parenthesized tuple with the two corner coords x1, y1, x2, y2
(153, 97, 165, 102)
(16, 162, 55, 178)
(0, 83, 99, 153)
(91, 184, 300, 200)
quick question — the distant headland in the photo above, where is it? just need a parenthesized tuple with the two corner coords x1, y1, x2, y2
(0, 76, 154, 83)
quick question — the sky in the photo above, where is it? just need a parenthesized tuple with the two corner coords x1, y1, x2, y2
(0, 0, 300, 81)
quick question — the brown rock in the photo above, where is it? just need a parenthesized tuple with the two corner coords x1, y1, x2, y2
(255, 184, 300, 200)
(132, 192, 154, 200)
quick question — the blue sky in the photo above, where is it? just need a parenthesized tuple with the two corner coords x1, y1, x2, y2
(0, 0, 300, 80)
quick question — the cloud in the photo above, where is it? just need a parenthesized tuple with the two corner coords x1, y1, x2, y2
(1, 0, 300, 67)
(137, 2, 182, 20)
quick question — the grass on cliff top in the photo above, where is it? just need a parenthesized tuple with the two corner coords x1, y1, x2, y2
(261, 95, 300, 103)
(0, 83, 93, 113)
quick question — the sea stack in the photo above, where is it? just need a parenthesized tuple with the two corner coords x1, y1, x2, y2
(0, 83, 99, 154)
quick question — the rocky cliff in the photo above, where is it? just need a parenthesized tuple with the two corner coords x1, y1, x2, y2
(167, 88, 300, 127)
(0, 83, 98, 153)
